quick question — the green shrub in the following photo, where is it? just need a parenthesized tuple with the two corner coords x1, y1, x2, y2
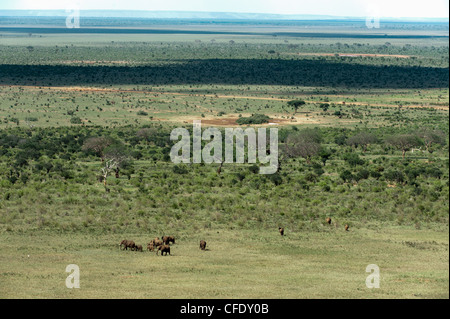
(425, 167, 443, 179)
(340, 170, 354, 182)
(236, 114, 270, 125)
(369, 170, 382, 179)
(249, 164, 259, 174)
(384, 170, 405, 184)
(173, 164, 189, 175)
(356, 169, 370, 181)
(304, 172, 318, 183)
(267, 173, 283, 186)
(70, 117, 82, 124)
(343, 153, 365, 167)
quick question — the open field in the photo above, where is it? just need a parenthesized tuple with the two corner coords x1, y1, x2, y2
(0, 17, 448, 299)
(0, 84, 448, 128)
(1, 227, 448, 299)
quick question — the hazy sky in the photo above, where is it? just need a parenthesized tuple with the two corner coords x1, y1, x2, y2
(1, 0, 449, 18)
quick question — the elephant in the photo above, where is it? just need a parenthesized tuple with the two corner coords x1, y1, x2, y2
(120, 240, 135, 251)
(120, 239, 128, 250)
(126, 240, 136, 251)
(135, 245, 143, 252)
(199, 240, 207, 250)
(153, 239, 163, 247)
(156, 245, 171, 256)
(147, 242, 155, 252)
(162, 236, 176, 245)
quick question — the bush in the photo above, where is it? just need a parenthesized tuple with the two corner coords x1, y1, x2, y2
(384, 170, 405, 184)
(314, 167, 325, 176)
(236, 114, 270, 125)
(304, 172, 318, 183)
(267, 173, 283, 186)
(334, 135, 347, 146)
(340, 170, 354, 182)
(249, 164, 259, 174)
(319, 103, 330, 111)
(343, 153, 365, 167)
(355, 169, 370, 181)
(173, 164, 189, 175)
(425, 167, 443, 179)
(70, 117, 82, 124)
(235, 172, 246, 182)
(369, 170, 382, 179)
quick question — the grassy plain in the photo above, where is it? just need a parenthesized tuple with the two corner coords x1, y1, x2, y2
(1, 227, 448, 299)
(0, 84, 448, 129)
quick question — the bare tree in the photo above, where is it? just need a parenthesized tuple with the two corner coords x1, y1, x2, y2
(136, 127, 157, 144)
(103, 144, 128, 179)
(101, 159, 118, 189)
(99, 145, 129, 191)
(284, 129, 322, 164)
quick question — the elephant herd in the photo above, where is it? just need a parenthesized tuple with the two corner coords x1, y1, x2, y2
(120, 219, 348, 256)
(120, 236, 207, 256)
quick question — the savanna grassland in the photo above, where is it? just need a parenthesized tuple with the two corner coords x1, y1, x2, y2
(0, 17, 448, 299)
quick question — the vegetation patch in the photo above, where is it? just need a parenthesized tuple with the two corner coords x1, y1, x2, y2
(236, 114, 271, 125)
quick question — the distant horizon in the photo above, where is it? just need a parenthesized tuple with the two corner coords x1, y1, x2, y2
(0, 9, 448, 22)
(0, 0, 448, 19)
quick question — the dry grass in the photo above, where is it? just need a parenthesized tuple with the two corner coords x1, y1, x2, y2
(1, 226, 447, 299)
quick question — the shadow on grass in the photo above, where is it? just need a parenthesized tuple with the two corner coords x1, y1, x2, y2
(0, 59, 448, 89)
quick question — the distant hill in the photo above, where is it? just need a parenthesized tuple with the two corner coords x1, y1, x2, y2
(0, 10, 448, 22)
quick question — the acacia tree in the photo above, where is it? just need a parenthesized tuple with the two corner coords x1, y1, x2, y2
(346, 131, 378, 153)
(386, 134, 422, 159)
(283, 129, 322, 164)
(417, 129, 446, 153)
(287, 100, 306, 116)
(319, 148, 332, 166)
(82, 137, 114, 162)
